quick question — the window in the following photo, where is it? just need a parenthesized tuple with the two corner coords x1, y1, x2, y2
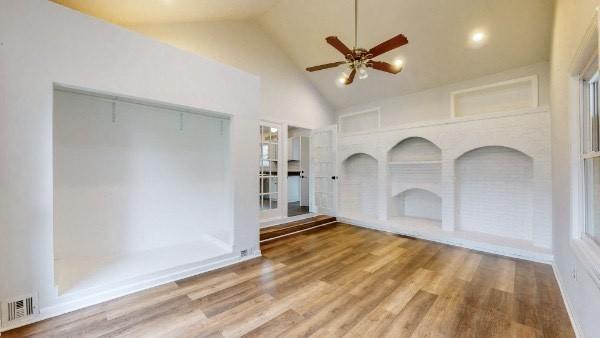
(582, 60, 600, 246)
(259, 125, 279, 211)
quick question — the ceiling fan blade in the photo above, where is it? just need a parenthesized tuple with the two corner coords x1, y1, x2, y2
(326, 36, 353, 57)
(306, 61, 346, 72)
(345, 68, 357, 85)
(368, 34, 408, 58)
(369, 61, 402, 74)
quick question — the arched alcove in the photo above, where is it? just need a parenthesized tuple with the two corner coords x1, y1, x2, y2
(389, 188, 442, 221)
(388, 137, 442, 198)
(388, 137, 441, 163)
(455, 146, 533, 240)
(340, 153, 379, 218)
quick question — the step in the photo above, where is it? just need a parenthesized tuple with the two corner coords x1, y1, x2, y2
(260, 215, 337, 242)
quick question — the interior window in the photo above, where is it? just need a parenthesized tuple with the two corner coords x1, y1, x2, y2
(582, 59, 600, 245)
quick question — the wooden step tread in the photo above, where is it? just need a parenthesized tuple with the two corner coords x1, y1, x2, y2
(260, 216, 336, 241)
(260, 215, 333, 235)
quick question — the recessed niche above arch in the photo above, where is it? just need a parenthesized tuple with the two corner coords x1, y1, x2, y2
(388, 137, 441, 164)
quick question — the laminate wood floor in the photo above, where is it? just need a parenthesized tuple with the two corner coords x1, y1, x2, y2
(4, 223, 574, 337)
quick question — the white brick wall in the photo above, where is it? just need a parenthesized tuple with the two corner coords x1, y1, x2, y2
(388, 137, 441, 162)
(390, 188, 442, 220)
(340, 153, 379, 218)
(455, 146, 534, 240)
(336, 108, 552, 249)
(389, 163, 442, 196)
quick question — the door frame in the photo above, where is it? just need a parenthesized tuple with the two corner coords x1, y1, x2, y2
(259, 120, 284, 221)
(259, 119, 318, 225)
(309, 124, 338, 216)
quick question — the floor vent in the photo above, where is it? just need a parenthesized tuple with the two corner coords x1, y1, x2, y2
(2, 294, 38, 327)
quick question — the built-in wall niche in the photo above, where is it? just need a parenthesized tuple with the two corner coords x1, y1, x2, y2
(455, 146, 534, 241)
(451, 75, 538, 118)
(340, 153, 379, 218)
(388, 137, 442, 200)
(53, 88, 233, 294)
(389, 189, 442, 221)
(339, 108, 380, 134)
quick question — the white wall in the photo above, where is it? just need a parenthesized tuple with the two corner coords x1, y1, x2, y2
(129, 20, 335, 129)
(340, 153, 379, 218)
(391, 189, 442, 221)
(337, 108, 552, 253)
(337, 62, 550, 127)
(0, 0, 260, 329)
(54, 90, 231, 260)
(456, 146, 534, 241)
(550, 0, 600, 336)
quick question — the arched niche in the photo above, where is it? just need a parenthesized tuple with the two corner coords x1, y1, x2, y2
(455, 146, 533, 240)
(388, 137, 442, 199)
(340, 153, 379, 218)
(388, 137, 441, 163)
(389, 188, 442, 221)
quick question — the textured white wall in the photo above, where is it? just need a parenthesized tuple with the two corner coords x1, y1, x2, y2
(129, 20, 334, 129)
(390, 189, 442, 221)
(550, 0, 600, 336)
(455, 146, 534, 241)
(0, 0, 260, 327)
(388, 137, 442, 162)
(340, 153, 379, 218)
(338, 109, 552, 249)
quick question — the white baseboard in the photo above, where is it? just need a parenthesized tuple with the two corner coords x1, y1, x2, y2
(0, 251, 261, 333)
(339, 216, 553, 263)
(552, 262, 584, 338)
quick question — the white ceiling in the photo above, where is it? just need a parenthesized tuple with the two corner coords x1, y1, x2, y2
(51, 0, 281, 24)
(51, 0, 555, 109)
(259, 0, 555, 109)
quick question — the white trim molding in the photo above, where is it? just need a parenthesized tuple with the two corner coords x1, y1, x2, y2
(553, 262, 586, 338)
(450, 75, 539, 118)
(568, 9, 600, 291)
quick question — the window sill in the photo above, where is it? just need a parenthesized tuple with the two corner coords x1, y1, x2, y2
(571, 238, 600, 289)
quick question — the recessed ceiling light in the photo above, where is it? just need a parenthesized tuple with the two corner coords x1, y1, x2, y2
(336, 76, 347, 88)
(471, 31, 486, 42)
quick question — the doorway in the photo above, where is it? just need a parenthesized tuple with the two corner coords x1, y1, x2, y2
(259, 122, 282, 220)
(287, 126, 311, 217)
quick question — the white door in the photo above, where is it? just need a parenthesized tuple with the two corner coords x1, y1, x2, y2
(310, 125, 337, 216)
(259, 122, 283, 220)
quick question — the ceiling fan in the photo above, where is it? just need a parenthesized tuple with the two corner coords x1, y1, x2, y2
(306, 0, 408, 85)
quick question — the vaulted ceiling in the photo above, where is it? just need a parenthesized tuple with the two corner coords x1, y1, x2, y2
(51, 0, 555, 109)
(52, 0, 281, 24)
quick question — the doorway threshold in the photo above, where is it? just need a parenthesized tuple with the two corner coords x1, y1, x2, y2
(260, 213, 317, 228)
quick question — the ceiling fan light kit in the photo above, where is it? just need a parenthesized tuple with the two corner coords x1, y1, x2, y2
(306, 0, 409, 85)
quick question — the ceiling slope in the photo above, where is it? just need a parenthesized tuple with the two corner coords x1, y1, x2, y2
(258, 0, 554, 108)
(52, 0, 281, 25)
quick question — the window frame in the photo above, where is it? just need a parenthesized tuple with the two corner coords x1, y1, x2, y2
(569, 12, 600, 288)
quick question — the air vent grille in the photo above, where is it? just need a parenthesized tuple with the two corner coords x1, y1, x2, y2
(2, 294, 37, 327)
